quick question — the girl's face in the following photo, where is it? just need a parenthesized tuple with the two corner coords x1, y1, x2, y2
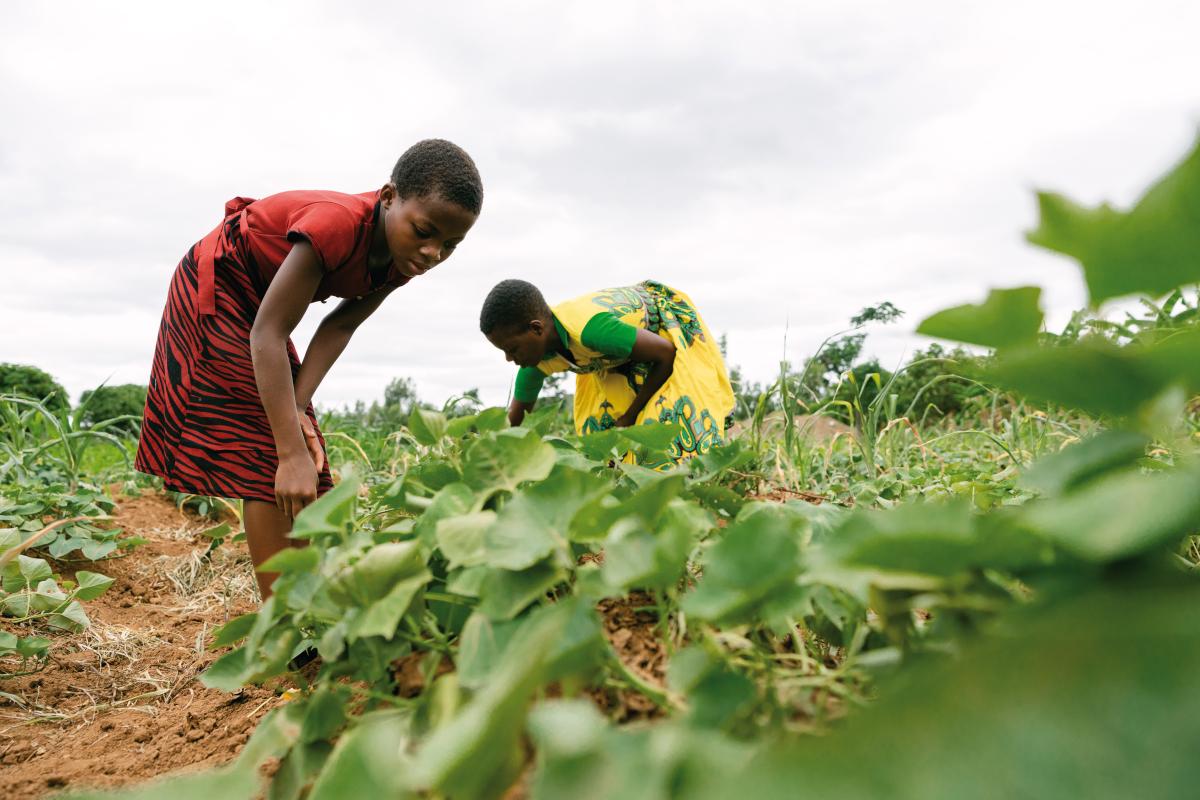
(487, 320, 554, 368)
(378, 183, 477, 279)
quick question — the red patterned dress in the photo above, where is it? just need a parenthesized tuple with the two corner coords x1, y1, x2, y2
(136, 190, 409, 502)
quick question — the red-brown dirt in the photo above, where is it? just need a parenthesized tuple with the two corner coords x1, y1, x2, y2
(0, 492, 286, 798)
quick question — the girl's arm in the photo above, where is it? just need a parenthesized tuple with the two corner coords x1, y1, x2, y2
(616, 329, 676, 427)
(249, 241, 326, 518)
(294, 288, 395, 412)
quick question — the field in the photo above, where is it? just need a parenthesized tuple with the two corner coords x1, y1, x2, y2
(3, 141, 1200, 799)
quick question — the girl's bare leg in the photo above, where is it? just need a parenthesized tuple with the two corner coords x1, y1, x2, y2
(243, 499, 300, 600)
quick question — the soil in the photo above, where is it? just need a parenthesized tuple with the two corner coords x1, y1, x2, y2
(0, 492, 286, 798)
(729, 412, 857, 444)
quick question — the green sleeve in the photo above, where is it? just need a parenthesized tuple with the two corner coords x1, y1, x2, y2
(514, 366, 546, 403)
(580, 312, 638, 358)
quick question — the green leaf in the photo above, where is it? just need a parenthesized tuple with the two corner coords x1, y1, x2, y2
(211, 612, 258, 648)
(985, 341, 1167, 418)
(410, 604, 570, 798)
(414, 482, 477, 548)
(408, 406, 448, 446)
(700, 580, 1200, 800)
(618, 421, 681, 452)
(80, 538, 118, 560)
(474, 407, 509, 432)
(1020, 466, 1200, 561)
(331, 541, 427, 604)
(308, 710, 414, 800)
(455, 612, 525, 689)
(446, 413, 479, 438)
(258, 546, 320, 574)
(1027, 136, 1200, 304)
(300, 686, 349, 744)
(463, 429, 556, 496)
(73, 570, 115, 601)
(291, 475, 361, 540)
(484, 465, 612, 570)
(436, 511, 496, 569)
(569, 474, 686, 543)
(682, 510, 807, 624)
(347, 571, 431, 642)
(1019, 430, 1150, 496)
(201, 522, 232, 540)
(602, 500, 706, 593)
(478, 560, 566, 621)
(917, 286, 1043, 349)
(48, 600, 90, 631)
(576, 428, 623, 461)
(527, 699, 608, 759)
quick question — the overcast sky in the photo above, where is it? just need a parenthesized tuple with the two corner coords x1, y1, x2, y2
(3, 1, 1199, 410)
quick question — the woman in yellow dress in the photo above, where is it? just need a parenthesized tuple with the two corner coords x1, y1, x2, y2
(480, 279, 735, 463)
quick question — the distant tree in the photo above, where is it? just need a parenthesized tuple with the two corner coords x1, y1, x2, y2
(0, 363, 69, 412)
(78, 384, 148, 432)
(446, 387, 484, 417)
(383, 376, 420, 414)
(889, 344, 986, 420)
(828, 359, 893, 425)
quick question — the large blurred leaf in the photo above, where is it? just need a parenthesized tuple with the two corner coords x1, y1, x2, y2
(699, 579, 1200, 800)
(477, 560, 566, 621)
(527, 700, 757, 800)
(1018, 430, 1149, 496)
(917, 286, 1043, 349)
(681, 508, 807, 624)
(1019, 465, 1200, 561)
(602, 500, 707, 593)
(985, 340, 1166, 417)
(436, 511, 496, 569)
(1027, 136, 1200, 304)
(308, 709, 414, 800)
(409, 603, 570, 799)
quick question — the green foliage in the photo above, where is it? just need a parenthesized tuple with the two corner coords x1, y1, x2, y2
(917, 286, 1043, 349)
(0, 363, 68, 411)
(78, 383, 147, 432)
(1028, 135, 1200, 304)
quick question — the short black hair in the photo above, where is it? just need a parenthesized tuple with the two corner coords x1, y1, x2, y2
(480, 279, 551, 334)
(391, 139, 483, 215)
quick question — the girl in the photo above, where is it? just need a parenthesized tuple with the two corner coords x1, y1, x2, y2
(137, 139, 482, 599)
(479, 279, 734, 463)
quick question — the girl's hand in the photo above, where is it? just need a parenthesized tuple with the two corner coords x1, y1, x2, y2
(297, 409, 326, 472)
(615, 412, 638, 428)
(275, 452, 319, 519)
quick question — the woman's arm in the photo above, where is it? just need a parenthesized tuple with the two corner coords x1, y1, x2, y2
(507, 398, 536, 427)
(615, 329, 676, 427)
(249, 241, 325, 518)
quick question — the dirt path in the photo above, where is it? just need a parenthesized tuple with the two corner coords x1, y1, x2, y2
(0, 492, 285, 798)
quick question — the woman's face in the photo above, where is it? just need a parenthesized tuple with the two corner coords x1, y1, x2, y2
(486, 320, 553, 368)
(379, 184, 477, 279)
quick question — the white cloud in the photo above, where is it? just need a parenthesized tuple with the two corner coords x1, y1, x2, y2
(3, 0, 1199, 410)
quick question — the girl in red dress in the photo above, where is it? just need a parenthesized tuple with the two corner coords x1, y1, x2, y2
(136, 139, 481, 599)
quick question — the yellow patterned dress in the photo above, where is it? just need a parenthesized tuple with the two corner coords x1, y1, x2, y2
(516, 281, 735, 463)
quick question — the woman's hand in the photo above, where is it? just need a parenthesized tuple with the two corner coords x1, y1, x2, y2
(275, 452, 319, 519)
(297, 408, 326, 473)
(615, 412, 638, 428)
